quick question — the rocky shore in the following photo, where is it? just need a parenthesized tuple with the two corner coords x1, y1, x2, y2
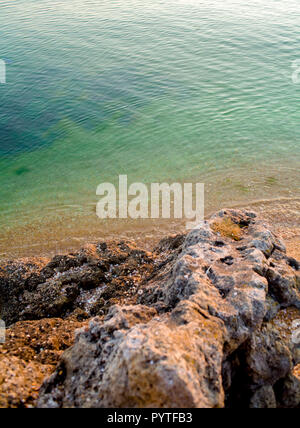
(0, 209, 299, 408)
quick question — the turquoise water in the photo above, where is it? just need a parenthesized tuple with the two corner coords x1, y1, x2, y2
(0, 0, 299, 255)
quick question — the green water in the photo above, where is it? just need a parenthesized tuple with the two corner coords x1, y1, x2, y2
(0, 0, 299, 254)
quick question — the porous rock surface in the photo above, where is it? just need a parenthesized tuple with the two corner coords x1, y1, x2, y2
(0, 317, 87, 408)
(34, 209, 300, 408)
(0, 240, 157, 407)
(0, 241, 155, 326)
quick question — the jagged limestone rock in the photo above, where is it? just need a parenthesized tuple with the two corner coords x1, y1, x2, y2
(37, 210, 300, 408)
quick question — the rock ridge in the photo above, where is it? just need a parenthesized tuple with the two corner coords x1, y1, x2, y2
(33, 209, 300, 408)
